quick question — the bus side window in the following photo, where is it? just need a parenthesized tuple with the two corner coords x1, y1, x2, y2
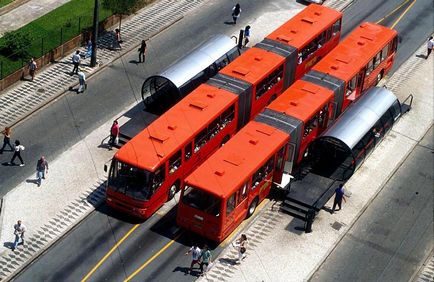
(264, 156, 274, 175)
(276, 146, 286, 169)
(374, 51, 381, 68)
(208, 118, 220, 140)
(238, 183, 248, 204)
(221, 104, 235, 129)
(332, 19, 341, 36)
(194, 128, 208, 153)
(152, 166, 165, 191)
(226, 193, 236, 216)
(252, 167, 266, 189)
(184, 142, 193, 160)
(346, 75, 357, 97)
(381, 44, 389, 61)
(255, 65, 283, 100)
(169, 150, 182, 174)
(365, 59, 374, 76)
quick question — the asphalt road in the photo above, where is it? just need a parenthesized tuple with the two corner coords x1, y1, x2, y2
(309, 126, 433, 282)
(7, 0, 434, 281)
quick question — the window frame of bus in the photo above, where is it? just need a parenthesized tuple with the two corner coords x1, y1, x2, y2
(151, 165, 166, 193)
(255, 65, 284, 100)
(182, 185, 222, 216)
(169, 150, 182, 174)
(193, 104, 236, 153)
(251, 155, 275, 189)
(365, 37, 397, 77)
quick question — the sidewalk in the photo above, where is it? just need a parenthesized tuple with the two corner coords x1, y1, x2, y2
(0, 0, 73, 37)
(198, 39, 433, 282)
(0, 0, 206, 130)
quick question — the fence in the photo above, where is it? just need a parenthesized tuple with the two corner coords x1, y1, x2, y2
(0, 14, 119, 91)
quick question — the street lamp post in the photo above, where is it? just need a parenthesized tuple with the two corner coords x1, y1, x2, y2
(90, 0, 99, 67)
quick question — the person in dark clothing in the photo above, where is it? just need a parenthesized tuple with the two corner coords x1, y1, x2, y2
(138, 40, 147, 63)
(232, 4, 241, 24)
(243, 25, 251, 48)
(36, 156, 49, 187)
(10, 140, 25, 166)
(0, 126, 13, 154)
(332, 184, 346, 213)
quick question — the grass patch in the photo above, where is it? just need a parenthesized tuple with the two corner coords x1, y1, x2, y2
(0, 0, 113, 78)
(0, 0, 14, 9)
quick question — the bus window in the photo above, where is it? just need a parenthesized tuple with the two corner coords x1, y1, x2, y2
(346, 75, 357, 97)
(374, 51, 381, 68)
(194, 128, 208, 152)
(183, 186, 221, 216)
(381, 44, 389, 61)
(238, 183, 248, 204)
(152, 166, 165, 192)
(276, 146, 286, 169)
(332, 19, 341, 36)
(169, 150, 182, 174)
(264, 156, 274, 175)
(365, 59, 374, 76)
(255, 65, 283, 100)
(252, 167, 266, 188)
(184, 142, 193, 160)
(221, 104, 235, 128)
(226, 193, 236, 215)
(208, 118, 220, 140)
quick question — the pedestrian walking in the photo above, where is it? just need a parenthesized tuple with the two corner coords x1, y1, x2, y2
(9, 140, 25, 166)
(12, 220, 26, 251)
(85, 40, 93, 58)
(232, 3, 241, 24)
(36, 156, 49, 187)
(426, 36, 434, 59)
(77, 68, 86, 93)
(199, 245, 212, 275)
(233, 234, 248, 263)
(114, 28, 122, 49)
(0, 126, 13, 154)
(138, 40, 147, 63)
(109, 120, 119, 149)
(72, 50, 81, 74)
(243, 25, 251, 48)
(185, 244, 202, 274)
(28, 57, 37, 81)
(331, 183, 346, 213)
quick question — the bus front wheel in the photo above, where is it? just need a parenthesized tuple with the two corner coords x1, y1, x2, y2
(246, 198, 259, 218)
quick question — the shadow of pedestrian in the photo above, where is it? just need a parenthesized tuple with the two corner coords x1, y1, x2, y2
(173, 266, 195, 276)
(218, 257, 238, 266)
(1, 162, 15, 166)
(416, 54, 427, 59)
(129, 59, 140, 65)
(3, 242, 14, 250)
(224, 21, 235, 25)
(25, 179, 39, 186)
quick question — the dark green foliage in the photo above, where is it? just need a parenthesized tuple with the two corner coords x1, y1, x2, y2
(0, 31, 32, 58)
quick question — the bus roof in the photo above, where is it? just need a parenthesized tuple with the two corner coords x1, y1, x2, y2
(266, 80, 334, 123)
(266, 4, 342, 50)
(115, 84, 237, 171)
(185, 121, 289, 198)
(218, 47, 285, 86)
(312, 22, 397, 82)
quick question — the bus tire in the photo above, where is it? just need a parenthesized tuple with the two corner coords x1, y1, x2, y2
(220, 135, 230, 147)
(168, 182, 179, 201)
(246, 197, 259, 218)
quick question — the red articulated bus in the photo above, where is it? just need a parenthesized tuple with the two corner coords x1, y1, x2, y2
(176, 22, 398, 242)
(105, 4, 342, 219)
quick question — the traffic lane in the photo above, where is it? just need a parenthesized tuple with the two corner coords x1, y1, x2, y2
(309, 128, 433, 282)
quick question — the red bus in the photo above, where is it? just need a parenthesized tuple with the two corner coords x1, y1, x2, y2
(177, 121, 289, 242)
(105, 5, 342, 219)
(176, 22, 398, 241)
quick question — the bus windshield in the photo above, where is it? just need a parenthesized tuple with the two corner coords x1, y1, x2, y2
(108, 159, 155, 201)
(182, 185, 221, 217)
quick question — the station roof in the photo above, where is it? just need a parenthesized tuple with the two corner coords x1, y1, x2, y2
(185, 121, 289, 198)
(312, 22, 397, 82)
(115, 84, 237, 171)
(219, 47, 284, 85)
(266, 80, 334, 123)
(152, 35, 236, 88)
(266, 4, 342, 50)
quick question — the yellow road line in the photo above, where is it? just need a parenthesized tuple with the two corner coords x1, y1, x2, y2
(82, 224, 140, 282)
(124, 232, 183, 282)
(376, 0, 411, 24)
(391, 0, 416, 29)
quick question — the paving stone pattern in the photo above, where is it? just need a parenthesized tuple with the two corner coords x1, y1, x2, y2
(0, 0, 206, 130)
(415, 255, 434, 282)
(325, 0, 354, 11)
(0, 182, 106, 281)
(200, 204, 285, 282)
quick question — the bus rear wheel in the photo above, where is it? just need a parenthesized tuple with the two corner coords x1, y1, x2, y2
(168, 182, 179, 201)
(246, 198, 259, 218)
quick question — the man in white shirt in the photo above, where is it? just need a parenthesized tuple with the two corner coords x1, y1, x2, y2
(77, 69, 86, 93)
(426, 36, 433, 59)
(12, 220, 26, 251)
(185, 244, 202, 274)
(72, 50, 81, 74)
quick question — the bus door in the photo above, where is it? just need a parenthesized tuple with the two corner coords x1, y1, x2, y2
(274, 144, 291, 186)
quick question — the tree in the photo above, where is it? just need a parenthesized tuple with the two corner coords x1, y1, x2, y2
(0, 31, 32, 59)
(102, 0, 138, 31)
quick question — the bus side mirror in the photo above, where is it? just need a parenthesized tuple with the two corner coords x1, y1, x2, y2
(104, 164, 107, 172)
